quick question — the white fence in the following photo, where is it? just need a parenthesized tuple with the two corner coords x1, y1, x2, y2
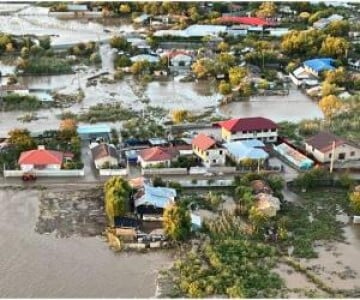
(48, 12, 103, 18)
(99, 169, 128, 177)
(189, 166, 237, 175)
(180, 179, 234, 187)
(142, 168, 187, 176)
(3, 169, 85, 178)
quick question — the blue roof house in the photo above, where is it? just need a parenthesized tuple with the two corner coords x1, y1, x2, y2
(223, 139, 269, 164)
(303, 58, 335, 77)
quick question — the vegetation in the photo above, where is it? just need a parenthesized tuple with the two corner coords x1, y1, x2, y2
(78, 103, 136, 123)
(104, 176, 132, 226)
(163, 203, 191, 241)
(17, 56, 73, 74)
(349, 189, 360, 215)
(1, 94, 42, 111)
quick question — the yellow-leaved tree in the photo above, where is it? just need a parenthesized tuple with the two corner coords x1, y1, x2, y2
(319, 95, 342, 119)
(163, 203, 191, 241)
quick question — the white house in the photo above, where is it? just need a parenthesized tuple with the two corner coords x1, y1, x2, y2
(130, 54, 159, 63)
(0, 84, 29, 96)
(90, 143, 118, 169)
(348, 59, 360, 71)
(192, 133, 226, 167)
(305, 131, 360, 163)
(217, 117, 278, 143)
(138, 146, 179, 168)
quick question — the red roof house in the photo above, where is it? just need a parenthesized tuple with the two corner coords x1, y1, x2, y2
(192, 133, 216, 151)
(18, 146, 69, 170)
(216, 117, 278, 143)
(217, 16, 273, 26)
(138, 146, 179, 168)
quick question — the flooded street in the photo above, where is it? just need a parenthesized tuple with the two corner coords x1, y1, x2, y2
(0, 189, 171, 298)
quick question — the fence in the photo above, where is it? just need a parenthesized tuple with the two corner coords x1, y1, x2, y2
(3, 169, 84, 178)
(180, 179, 234, 187)
(188, 166, 237, 175)
(142, 168, 187, 176)
(99, 169, 128, 177)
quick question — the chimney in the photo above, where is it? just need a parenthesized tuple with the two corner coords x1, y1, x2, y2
(38, 145, 45, 150)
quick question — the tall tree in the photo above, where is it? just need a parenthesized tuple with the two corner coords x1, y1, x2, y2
(320, 36, 349, 59)
(8, 129, 36, 152)
(319, 94, 343, 119)
(104, 176, 131, 226)
(256, 2, 277, 18)
(163, 203, 191, 241)
(349, 190, 360, 215)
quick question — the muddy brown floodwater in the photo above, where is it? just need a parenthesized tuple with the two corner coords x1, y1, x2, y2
(0, 189, 172, 298)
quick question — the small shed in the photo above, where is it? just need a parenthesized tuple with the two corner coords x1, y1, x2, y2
(77, 124, 111, 140)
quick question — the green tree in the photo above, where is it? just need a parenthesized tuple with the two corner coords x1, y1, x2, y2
(115, 55, 132, 68)
(248, 206, 268, 232)
(229, 66, 247, 86)
(90, 52, 101, 64)
(163, 203, 191, 241)
(104, 176, 131, 226)
(39, 36, 51, 50)
(131, 60, 150, 75)
(217, 41, 229, 53)
(325, 20, 350, 37)
(218, 80, 232, 95)
(110, 36, 130, 51)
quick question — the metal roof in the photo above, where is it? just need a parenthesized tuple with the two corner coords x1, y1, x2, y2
(223, 140, 269, 160)
(77, 124, 111, 135)
(135, 184, 176, 209)
(303, 58, 335, 72)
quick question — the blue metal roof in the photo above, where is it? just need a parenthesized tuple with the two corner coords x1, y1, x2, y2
(224, 140, 269, 160)
(77, 124, 111, 135)
(303, 58, 335, 72)
(135, 184, 176, 209)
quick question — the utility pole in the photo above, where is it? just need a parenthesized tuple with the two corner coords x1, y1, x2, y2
(329, 140, 336, 174)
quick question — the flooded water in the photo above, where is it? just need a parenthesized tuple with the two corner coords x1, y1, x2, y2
(219, 88, 323, 122)
(0, 189, 171, 297)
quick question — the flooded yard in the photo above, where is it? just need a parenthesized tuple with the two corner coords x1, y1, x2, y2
(0, 188, 171, 298)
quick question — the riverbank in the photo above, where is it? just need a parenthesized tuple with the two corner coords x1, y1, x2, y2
(0, 188, 172, 297)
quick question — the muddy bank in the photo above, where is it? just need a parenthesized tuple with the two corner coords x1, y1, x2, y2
(0, 188, 172, 298)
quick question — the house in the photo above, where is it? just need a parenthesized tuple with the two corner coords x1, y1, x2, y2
(154, 25, 227, 38)
(217, 16, 273, 27)
(289, 66, 319, 87)
(223, 139, 269, 164)
(313, 14, 343, 29)
(305, 131, 360, 163)
(130, 54, 160, 63)
(274, 143, 314, 170)
(162, 50, 193, 67)
(135, 184, 176, 221)
(0, 84, 29, 96)
(348, 59, 360, 71)
(138, 146, 179, 168)
(134, 13, 150, 24)
(90, 143, 118, 169)
(18, 145, 73, 171)
(216, 117, 278, 143)
(303, 58, 335, 77)
(77, 124, 111, 140)
(192, 133, 226, 167)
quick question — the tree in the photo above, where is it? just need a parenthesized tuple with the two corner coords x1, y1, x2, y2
(229, 66, 247, 86)
(104, 176, 131, 226)
(8, 128, 36, 152)
(257, 79, 269, 90)
(20, 47, 29, 59)
(324, 67, 346, 85)
(325, 20, 350, 37)
(119, 4, 131, 14)
(163, 203, 191, 241)
(59, 118, 77, 132)
(320, 36, 349, 59)
(90, 52, 101, 64)
(109, 36, 130, 51)
(191, 58, 213, 79)
(131, 60, 150, 75)
(217, 41, 229, 53)
(319, 95, 343, 119)
(171, 109, 188, 124)
(248, 206, 268, 232)
(7, 75, 18, 85)
(349, 190, 360, 215)
(256, 2, 277, 18)
(321, 81, 337, 97)
(218, 81, 232, 95)
(115, 55, 132, 68)
(39, 36, 51, 50)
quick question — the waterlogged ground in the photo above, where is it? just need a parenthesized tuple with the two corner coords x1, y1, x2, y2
(0, 188, 171, 298)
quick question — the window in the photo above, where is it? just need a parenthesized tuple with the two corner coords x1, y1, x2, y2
(206, 151, 209, 156)
(338, 153, 345, 160)
(219, 150, 223, 155)
(271, 128, 277, 132)
(329, 153, 332, 158)
(213, 159, 216, 163)
(350, 151, 355, 157)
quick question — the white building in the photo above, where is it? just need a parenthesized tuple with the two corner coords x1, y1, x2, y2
(305, 131, 360, 163)
(192, 133, 226, 167)
(138, 146, 179, 168)
(0, 84, 29, 96)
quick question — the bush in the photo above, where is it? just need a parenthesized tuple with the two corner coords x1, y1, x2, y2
(2, 93, 42, 111)
(18, 57, 72, 74)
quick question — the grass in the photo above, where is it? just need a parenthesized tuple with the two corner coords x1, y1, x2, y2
(276, 187, 348, 258)
(78, 103, 136, 123)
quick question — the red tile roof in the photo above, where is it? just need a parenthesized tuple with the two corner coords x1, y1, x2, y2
(18, 149, 64, 165)
(216, 117, 278, 133)
(139, 147, 178, 162)
(217, 16, 272, 26)
(306, 131, 359, 153)
(192, 133, 216, 151)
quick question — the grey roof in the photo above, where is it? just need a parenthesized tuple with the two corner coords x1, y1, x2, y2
(91, 143, 118, 160)
(135, 184, 176, 209)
